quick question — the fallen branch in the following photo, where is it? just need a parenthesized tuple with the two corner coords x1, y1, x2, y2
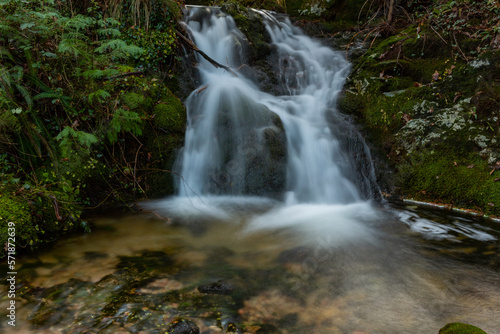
(103, 71, 145, 81)
(134, 202, 172, 223)
(176, 29, 238, 77)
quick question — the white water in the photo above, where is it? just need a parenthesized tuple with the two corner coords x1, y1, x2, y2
(176, 7, 375, 205)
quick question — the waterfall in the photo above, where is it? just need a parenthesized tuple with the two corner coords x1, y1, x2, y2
(175, 6, 379, 205)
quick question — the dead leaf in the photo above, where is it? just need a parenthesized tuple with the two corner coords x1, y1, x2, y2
(453, 161, 458, 166)
(488, 203, 495, 207)
(413, 82, 422, 87)
(402, 113, 411, 123)
(467, 164, 475, 168)
(432, 70, 439, 81)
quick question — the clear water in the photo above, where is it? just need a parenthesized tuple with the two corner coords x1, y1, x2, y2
(2, 202, 499, 333)
(2, 8, 499, 334)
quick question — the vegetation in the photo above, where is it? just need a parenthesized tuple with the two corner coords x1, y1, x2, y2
(0, 0, 185, 256)
(329, 0, 500, 216)
(2, 0, 498, 255)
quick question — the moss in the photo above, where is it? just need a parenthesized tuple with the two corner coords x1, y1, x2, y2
(152, 87, 186, 133)
(0, 183, 83, 257)
(397, 150, 500, 215)
(141, 87, 186, 198)
(143, 133, 181, 198)
(0, 188, 36, 257)
(221, 2, 271, 63)
(439, 322, 487, 334)
(122, 92, 146, 109)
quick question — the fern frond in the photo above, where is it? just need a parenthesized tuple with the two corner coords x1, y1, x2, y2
(0, 110, 21, 134)
(88, 89, 111, 103)
(80, 69, 106, 79)
(0, 46, 13, 61)
(56, 126, 98, 157)
(58, 38, 88, 56)
(14, 84, 33, 111)
(98, 17, 120, 28)
(107, 108, 143, 143)
(32, 11, 61, 20)
(94, 39, 127, 53)
(96, 39, 144, 59)
(97, 28, 121, 38)
(33, 92, 64, 100)
(0, 67, 12, 88)
(58, 15, 94, 32)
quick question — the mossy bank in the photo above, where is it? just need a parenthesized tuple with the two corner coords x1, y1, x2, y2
(0, 0, 186, 257)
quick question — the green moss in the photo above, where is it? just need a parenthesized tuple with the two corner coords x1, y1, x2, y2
(122, 92, 146, 110)
(397, 150, 500, 215)
(152, 88, 186, 133)
(0, 189, 36, 257)
(439, 322, 487, 334)
(221, 2, 271, 63)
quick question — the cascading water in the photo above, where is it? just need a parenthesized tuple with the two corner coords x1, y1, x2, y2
(176, 6, 379, 205)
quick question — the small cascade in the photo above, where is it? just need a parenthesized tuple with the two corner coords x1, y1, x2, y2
(176, 6, 379, 204)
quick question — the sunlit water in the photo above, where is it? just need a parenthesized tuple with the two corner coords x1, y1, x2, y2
(2, 7, 500, 334)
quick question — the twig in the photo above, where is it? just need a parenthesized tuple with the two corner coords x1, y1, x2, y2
(133, 142, 144, 196)
(453, 32, 469, 63)
(430, 25, 448, 45)
(48, 194, 63, 221)
(176, 29, 238, 77)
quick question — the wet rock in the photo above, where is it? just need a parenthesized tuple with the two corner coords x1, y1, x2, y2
(168, 317, 200, 334)
(198, 280, 234, 295)
(439, 322, 487, 334)
(225, 322, 239, 333)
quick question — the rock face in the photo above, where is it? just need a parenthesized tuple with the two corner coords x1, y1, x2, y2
(339, 35, 500, 214)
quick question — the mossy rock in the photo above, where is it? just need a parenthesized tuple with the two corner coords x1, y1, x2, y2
(439, 322, 487, 334)
(220, 1, 271, 63)
(122, 92, 146, 110)
(0, 189, 36, 257)
(152, 88, 186, 133)
(397, 150, 500, 216)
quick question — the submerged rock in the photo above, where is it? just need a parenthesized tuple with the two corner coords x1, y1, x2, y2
(439, 322, 487, 334)
(198, 280, 234, 295)
(168, 317, 200, 334)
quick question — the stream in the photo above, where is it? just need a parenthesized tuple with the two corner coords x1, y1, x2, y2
(1, 6, 500, 334)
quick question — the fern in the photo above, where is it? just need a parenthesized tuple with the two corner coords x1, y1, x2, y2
(56, 126, 98, 157)
(95, 39, 144, 58)
(88, 89, 111, 103)
(0, 110, 21, 134)
(58, 38, 88, 57)
(14, 84, 33, 111)
(57, 15, 93, 32)
(107, 108, 143, 143)
(97, 28, 122, 38)
(97, 18, 120, 28)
